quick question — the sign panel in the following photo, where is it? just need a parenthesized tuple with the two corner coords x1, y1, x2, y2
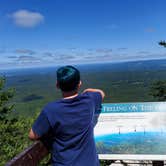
(94, 102, 166, 158)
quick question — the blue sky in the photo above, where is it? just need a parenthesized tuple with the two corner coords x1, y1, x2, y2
(0, 0, 166, 69)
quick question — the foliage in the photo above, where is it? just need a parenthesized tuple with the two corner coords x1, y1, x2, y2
(159, 40, 166, 47)
(150, 80, 166, 101)
(0, 117, 34, 165)
(150, 39, 166, 101)
(152, 40, 166, 101)
(0, 77, 35, 165)
(0, 77, 15, 121)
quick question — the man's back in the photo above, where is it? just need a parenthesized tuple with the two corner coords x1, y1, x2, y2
(32, 91, 102, 166)
(29, 66, 104, 166)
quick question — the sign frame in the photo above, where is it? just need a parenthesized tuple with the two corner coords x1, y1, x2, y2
(95, 102, 166, 160)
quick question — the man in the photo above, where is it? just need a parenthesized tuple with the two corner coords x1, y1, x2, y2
(29, 65, 105, 166)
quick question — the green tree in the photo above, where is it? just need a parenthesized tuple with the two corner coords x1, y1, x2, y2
(0, 77, 15, 121)
(150, 80, 166, 101)
(159, 40, 166, 47)
(0, 77, 34, 165)
(150, 41, 166, 101)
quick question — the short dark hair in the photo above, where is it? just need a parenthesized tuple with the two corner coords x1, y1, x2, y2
(56, 65, 80, 92)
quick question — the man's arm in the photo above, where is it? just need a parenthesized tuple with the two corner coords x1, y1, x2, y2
(29, 109, 51, 141)
(29, 128, 40, 140)
(83, 88, 105, 100)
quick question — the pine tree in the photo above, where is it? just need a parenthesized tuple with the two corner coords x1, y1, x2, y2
(150, 42, 166, 101)
(150, 80, 166, 101)
(0, 77, 15, 121)
(0, 77, 32, 165)
(158, 40, 166, 47)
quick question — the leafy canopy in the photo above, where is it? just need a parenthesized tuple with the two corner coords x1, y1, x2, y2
(158, 40, 166, 48)
(0, 77, 32, 165)
(0, 77, 15, 121)
(150, 80, 166, 101)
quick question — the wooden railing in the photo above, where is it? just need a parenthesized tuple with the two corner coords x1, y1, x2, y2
(6, 141, 48, 166)
(6, 141, 164, 166)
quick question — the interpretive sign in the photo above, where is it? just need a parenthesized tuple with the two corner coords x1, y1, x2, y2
(94, 102, 166, 159)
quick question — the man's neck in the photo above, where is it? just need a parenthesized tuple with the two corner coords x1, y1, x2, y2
(62, 91, 78, 99)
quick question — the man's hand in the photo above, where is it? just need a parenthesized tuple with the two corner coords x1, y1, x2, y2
(83, 88, 105, 100)
(29, 128, 40, 140)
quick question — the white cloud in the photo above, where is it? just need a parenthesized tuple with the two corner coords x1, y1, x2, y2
(15, 49, 36, 54)
(96, 48, 112, 54)
(9, 9, 44, 28)
(17, 55, 41, 63)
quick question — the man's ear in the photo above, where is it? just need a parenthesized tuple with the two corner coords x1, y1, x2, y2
(78, 81, 82, 89)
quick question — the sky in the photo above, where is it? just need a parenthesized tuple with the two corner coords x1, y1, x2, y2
(0, 0, 166, 69)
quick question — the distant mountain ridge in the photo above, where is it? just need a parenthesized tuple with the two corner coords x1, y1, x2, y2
(1, 59, 166, 77)
(108, 59, 166, 71)
(78, 59, 166, 72)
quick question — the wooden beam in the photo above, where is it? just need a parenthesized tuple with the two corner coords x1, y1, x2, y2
(6, 141, 48, 166)
(5, 140, 166, 166)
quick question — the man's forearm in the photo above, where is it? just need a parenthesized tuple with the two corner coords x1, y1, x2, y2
(83, 88, 105, 100)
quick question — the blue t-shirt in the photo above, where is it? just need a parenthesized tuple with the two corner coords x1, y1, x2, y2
(32, 91, 102, 166)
